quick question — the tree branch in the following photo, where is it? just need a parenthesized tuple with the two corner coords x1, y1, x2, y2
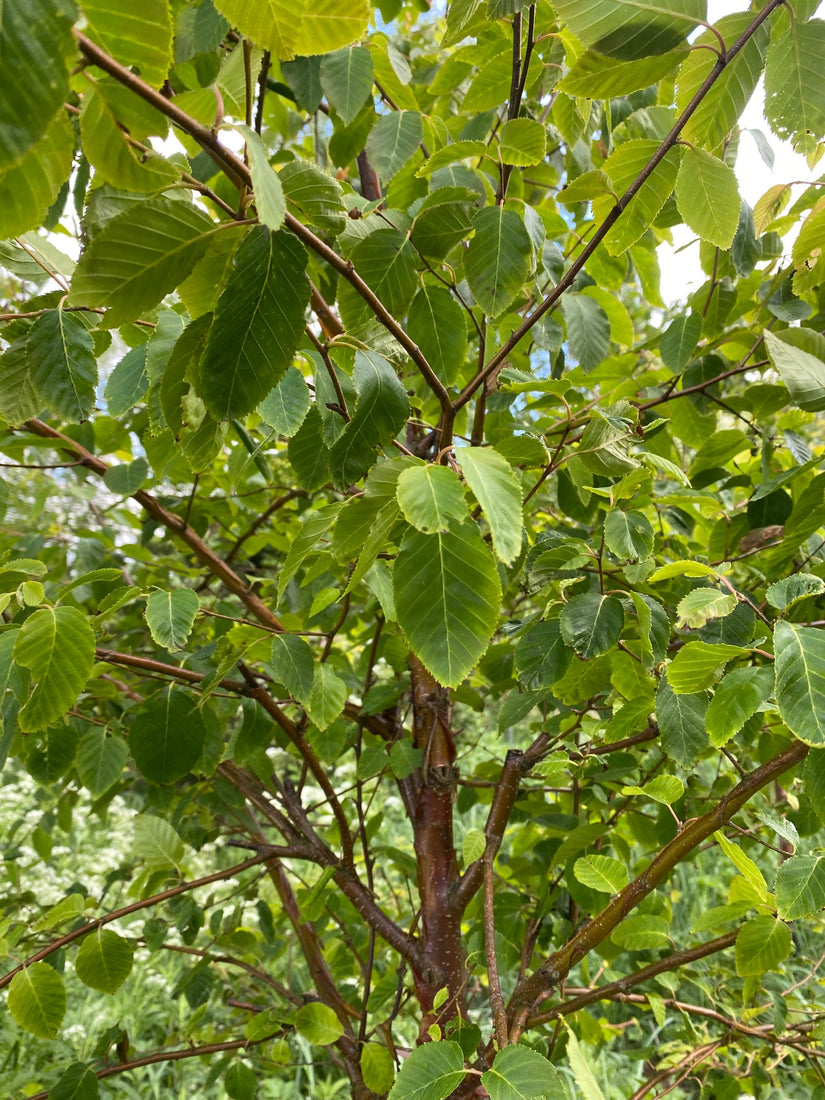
(0, 854, 276, 991)
(526, 930, 738, 1025)
(23, 418, 285, 631)
(507, 736, 807, 1035)
(71, 30, 451, 420)
(453, 0, 786, 413)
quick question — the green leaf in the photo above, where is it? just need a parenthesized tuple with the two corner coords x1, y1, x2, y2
(675, 147, 741, 249)
(766, 573, 825, 610)
(49, 1062, 100, 1100)
(78, 80, 178, 194)
(213, 0, 370, 61)
(225, 1063, 257, 1100)
(361, 1044, 396, 1095)
(482, 1045, 568, 1100)
(656, 673, 708, 766)
(458, 448, 523, 565)
(366, 111, 423, 183)
(288, 406, 331, 491)
(415, 140, 487, 178)
(560, 47, 685, 97)
(81, 0, 172, 88)
(144, 589, 200, 653)
(764, 329, 825, 413)
(277, 505, 342, 603)
(295, 1002, 345, 1045)
(321, 47, 374, 125)
(465, 206, 533, 318)
(75, 729, 129, 797)
(102, 457, 149, 496)
(340, 230, 419, 335)
(593, 141, 680, 255)
(405, 286, 468, 387)
(394, 522, 501, 688)
(0, 340, 42, 424)
(329, 350, 410, 487)
(498, 119, 547, 167)
(774, 621, 825, 745)
(270, 633, 315, 703)
(198, 227, 310, 420)
(410, 192, 475, 261)
(562, 1023, 607, 1100)
(805, 750, 825, 824)
(0, 111, 74, 239)
(574, 854, 630, 894)
(776, 853, 825, 919)
(603, 510, 654, 562)
(0, 0, 77, 171)
(27, 310, 98, 423)
(560, 594, 624, 660)
(74, 928, 134, 994)
(387, 1041, 465, 1100)
(7, 962, 66, 1040)
(257, 366, 311, 437)
(765, 9, 825, 149)
(133, 813, 185, 869)
(677, 14, 769, 150)
(622, 775, 684, 805)
(675, 589, 735, 629)
(306, 664, 347, 730)
(239, 125, 286, 231)
(562, 294, 610, 371)
(35, 895, 87, 933)
(611, 914, 670, 950)
(280, 160, 347, 235)
(13, 606, 95, 732)
(666, 642, 746, 694)
(735, 916, 792, 977)
(660, 312, 702, 372)
(649, 560, 716, 581)
(68, 198, 219, 327)
(551, 0, 705, 59)
(396, 465, 468, 534)
(129, 687, 207, 784)
(104, 345, 148, 418)
(705, 667, 774, 746)
(514, 620, 572, 690)
(344, 501, 401, 596)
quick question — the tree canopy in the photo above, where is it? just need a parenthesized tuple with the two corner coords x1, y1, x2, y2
(2, 0, 825, 1097)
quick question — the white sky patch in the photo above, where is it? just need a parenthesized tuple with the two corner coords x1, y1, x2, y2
(658, 0, 825, 305)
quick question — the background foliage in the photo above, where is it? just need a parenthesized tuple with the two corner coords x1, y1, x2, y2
(2, 0, 825, 1097)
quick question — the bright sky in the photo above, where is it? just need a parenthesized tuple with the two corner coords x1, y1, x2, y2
(658, 0, 825, 304)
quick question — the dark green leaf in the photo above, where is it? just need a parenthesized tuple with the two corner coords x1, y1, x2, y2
(329, 351, 410, 487)
(387, 1041, 465, 1100)
(465, 206, 533, 317)
(656, 674, 708, 767)
(560, 594, 624, 659)
(774, 621, 825, 745)
(198, 227, 310, 419)
(0, 0, 77, 170)
(321, 47, 374, 125)
(129, 686, 207, 784)
(366, 110, 423, 183)
(405, 286, 468, 386)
